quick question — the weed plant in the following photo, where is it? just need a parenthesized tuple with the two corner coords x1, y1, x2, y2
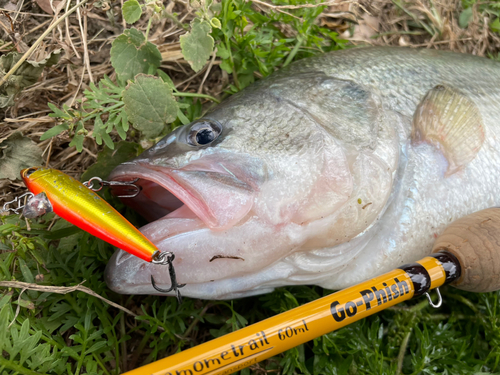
(2, 211, 500, 374)
(1, 0, 500, 374)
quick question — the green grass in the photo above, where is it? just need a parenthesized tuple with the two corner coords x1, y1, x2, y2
(3, 0, 500, 374)
(1, 210, 500, 374)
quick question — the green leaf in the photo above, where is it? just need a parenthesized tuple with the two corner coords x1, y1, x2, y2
(80, 141, 141, 181)
(0, 132, 43, 180)
(114, 113, 128, 140)
(110, 28, 162, 82)
(0, 50, 61, 108)
(459, 7, 473, 29)
(47, 102, 70, 119)
(177, 108, 191, 125)
(93, 116, 109, 148)
(122, 110, 129, 131)
(220, 59, 233, 74)
(180, 18, 214, 72)
(40, 123, 69, 141)
(157, 69, 176, 91)
(122, 0, 142, 24)
(234, 311, 248, 328)
(210, 1, 221, 13)
(69, 134, 84, 152)
(44, 225, 82, 240)
(18, 258, 34, 284)
(123, 74, 178, 137)
(85, 341, 107, 355)
(101, 131, 114, 149)
(491, 18, 500, 33)
(216, 43, 230, 59)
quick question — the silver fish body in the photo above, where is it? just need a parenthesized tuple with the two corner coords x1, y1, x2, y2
(105, 47, 500, 299)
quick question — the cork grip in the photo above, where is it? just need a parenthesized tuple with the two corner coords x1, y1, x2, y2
(432, 208, 500, 293)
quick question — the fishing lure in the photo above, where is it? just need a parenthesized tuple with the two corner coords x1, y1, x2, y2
(5, 167, 185, 302)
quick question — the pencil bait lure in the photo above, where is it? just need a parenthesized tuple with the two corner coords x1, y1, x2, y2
(17, 167, 185, 303)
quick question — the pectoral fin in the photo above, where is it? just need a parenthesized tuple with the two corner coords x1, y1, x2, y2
(411, 84, 485, 176)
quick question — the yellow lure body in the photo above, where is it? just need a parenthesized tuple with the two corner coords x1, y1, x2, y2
(21, 167, 157, 262)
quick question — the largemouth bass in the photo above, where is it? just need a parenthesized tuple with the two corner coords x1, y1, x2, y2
(104, 47, 500, 299)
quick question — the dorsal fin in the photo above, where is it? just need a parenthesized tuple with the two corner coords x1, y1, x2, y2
(412, 84, 485, 176)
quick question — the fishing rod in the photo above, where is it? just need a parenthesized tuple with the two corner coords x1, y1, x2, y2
(123, 207, 500, 375)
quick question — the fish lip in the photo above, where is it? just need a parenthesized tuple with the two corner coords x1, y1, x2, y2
(109, 162, 219, 227)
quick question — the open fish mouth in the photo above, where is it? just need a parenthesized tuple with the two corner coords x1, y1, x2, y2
(109, 161, 257, 235)
(104, 159, 278, 296)
(110, 164, 210, 227)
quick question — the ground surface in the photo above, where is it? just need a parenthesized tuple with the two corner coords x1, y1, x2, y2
(1, 0, 500, 374)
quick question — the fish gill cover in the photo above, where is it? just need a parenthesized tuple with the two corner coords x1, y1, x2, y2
(1, 1, 500, 374)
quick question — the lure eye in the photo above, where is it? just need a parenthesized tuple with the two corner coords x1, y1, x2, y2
(24, 167, 38, 178)
(187, 120, 222, 146)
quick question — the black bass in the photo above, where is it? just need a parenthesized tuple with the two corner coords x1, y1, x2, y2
(104, 47, 500, 299)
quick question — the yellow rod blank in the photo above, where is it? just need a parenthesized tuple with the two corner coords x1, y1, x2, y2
(124, 266, 447, 375)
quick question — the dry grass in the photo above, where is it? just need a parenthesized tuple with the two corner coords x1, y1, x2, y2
(1, 0, 500, 204)
(356, 0, 500, 54)
(2, 2, 500, 373)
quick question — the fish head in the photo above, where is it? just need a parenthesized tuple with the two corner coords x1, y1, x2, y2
(105, 72, 398, 299)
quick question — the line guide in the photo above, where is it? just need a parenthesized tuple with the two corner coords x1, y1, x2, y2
(123, 207, 500, 375)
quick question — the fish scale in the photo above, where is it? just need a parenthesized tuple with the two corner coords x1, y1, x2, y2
(105, 47, 500, 299)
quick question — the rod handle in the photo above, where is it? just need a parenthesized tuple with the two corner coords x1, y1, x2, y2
(432, 208, 500, 292)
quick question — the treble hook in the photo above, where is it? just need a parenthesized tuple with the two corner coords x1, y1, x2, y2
(151, 251, 186, 304)
(83, 177, 142, 198)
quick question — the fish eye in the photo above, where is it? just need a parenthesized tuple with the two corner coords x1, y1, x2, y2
(187, 120, 222, 146)
(24, 167, 38, 178)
